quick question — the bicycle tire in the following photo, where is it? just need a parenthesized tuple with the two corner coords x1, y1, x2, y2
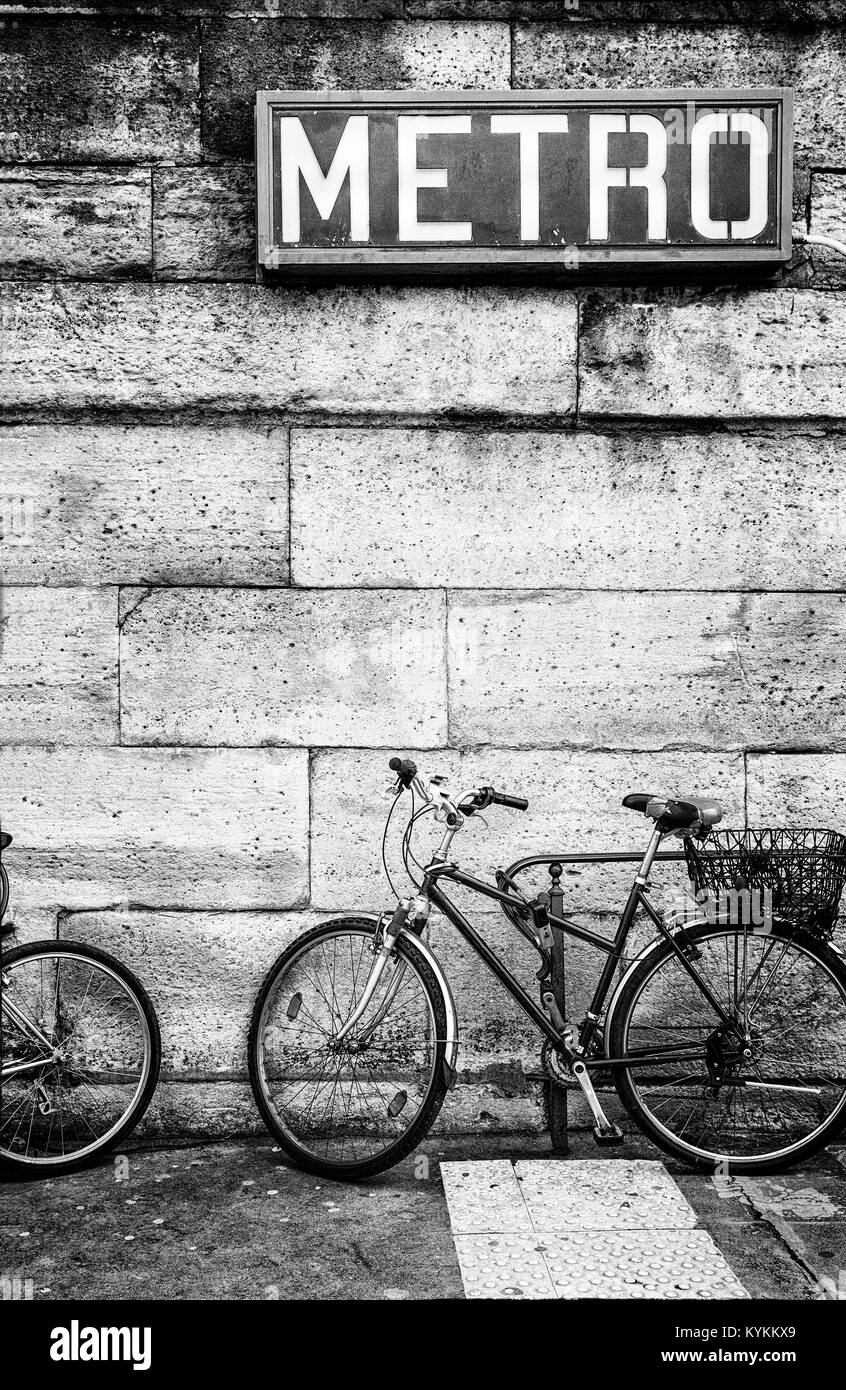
(248, 917, 449, 1180)
(1, 940, 161, 1176)
(610, 922, 846, 1173)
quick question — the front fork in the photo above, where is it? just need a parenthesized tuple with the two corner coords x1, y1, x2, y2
(333, 896, 429, 1044)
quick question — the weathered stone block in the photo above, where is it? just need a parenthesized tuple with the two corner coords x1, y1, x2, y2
(290, 427, 846, 589)
(747, 754, 846, 826)
(0, 747, 309, 910)
(579, 292, 846, 420)
(0, 424, 288, 585)
(119, 587, 448, 747)
(139, 1081, 262, 1138)
(448, 591, 846, 750)
(0, 18, 199, 162)
(809, 173, 846, 290)
(0, 587, 116, 744)
(153, 165, 255, 281)
(0, 283, 577, 417)
(62, 908, 323, 1074)
(0, 168, 151, 279)
(0, 906, 59, 949)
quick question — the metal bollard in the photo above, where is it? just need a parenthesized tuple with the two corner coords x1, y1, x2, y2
(546, 861, 568, 1154)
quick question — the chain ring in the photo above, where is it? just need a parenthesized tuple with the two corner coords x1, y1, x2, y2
(539, 1036, 614, 1128)
(539, 1039, 569, 1132)
(541, 1038, 570, 1089)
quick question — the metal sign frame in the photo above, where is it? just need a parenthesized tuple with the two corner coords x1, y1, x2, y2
(255, 87, 793, 273)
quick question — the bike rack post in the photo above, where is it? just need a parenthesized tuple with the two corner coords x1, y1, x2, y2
(547, 861, 568, 1155)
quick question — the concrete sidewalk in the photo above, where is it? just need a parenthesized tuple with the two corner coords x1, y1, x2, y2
(2, 1132, 845, 1301)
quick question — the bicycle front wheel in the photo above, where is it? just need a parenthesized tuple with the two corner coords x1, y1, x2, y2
(248, 918, 448, 1180)
(610, 923, 846, 1173)
(1, 940, 161, 1175)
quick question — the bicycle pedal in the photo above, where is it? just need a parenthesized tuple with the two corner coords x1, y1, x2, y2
(0, 919, 14, 938)
(593, 1123, 624, 1146)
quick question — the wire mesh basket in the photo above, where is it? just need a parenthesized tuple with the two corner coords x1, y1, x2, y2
(684, 827, 846, 938)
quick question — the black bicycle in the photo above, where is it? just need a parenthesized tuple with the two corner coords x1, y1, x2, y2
(249, 758, 846, 1181)
(0, 832, 161, 1175)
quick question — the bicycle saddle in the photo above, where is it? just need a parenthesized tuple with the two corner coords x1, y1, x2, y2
(0, 831, 11, 850)
(622, 793, 722, 831)
(622, 793, 658, 815)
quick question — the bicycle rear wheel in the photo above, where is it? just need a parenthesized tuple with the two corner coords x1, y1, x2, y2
(610, 923, 846, 1172)
(1, 940, 160, 1175)
(248, 918, 448, 1180)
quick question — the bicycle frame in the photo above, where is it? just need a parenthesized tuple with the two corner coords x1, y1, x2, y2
(420, 827, 735, 1071)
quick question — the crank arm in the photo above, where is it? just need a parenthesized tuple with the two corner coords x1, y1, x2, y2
(571, 1059, 623, 1143)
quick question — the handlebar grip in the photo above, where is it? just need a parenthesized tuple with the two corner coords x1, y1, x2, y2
(491, 791, 529, 811)
(388, 756, 418, 788)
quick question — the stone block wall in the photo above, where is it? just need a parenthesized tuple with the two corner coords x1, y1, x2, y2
(2, 1, 845, 1137)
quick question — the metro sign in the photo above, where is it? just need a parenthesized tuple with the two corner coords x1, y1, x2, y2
(255, 89, 792, 273)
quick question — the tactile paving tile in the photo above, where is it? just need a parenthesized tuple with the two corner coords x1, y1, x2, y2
(514, 1158, 698, 1230)
(452, 1235, 555, 1299)
(538, 1229, 749, 1300)
(442, 1159, 749, 1300)
(440, 1159, 531, 1233)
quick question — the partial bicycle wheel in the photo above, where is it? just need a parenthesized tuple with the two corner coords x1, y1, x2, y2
(610, 922, 846, 1172)
(248, 917, 448, 1180)
(1, 940, 161, 1175)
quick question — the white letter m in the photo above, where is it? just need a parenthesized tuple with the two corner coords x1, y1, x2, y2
(279, 115, 369, 244)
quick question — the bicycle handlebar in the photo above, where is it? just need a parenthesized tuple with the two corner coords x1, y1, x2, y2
(490, 790, 529, 811)
(462, 785, 529, 813)
(388, 759, 528, 812)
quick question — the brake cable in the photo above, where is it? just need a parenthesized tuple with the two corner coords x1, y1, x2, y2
(401, 783, 420, 887)
(381, 787, 404, 902)
(402, 799, 435, 889)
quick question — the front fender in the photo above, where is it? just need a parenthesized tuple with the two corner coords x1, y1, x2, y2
(399, 926, 459, 1089)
